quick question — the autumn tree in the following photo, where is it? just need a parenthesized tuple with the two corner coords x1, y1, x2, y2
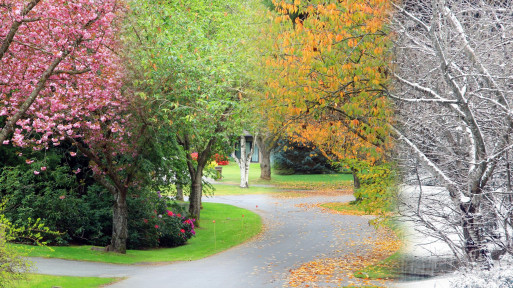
(261, 0, 394, 211)
(122, 0, 264, 224)
(391, 0, 513, 267)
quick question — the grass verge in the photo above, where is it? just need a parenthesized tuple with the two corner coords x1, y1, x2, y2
(217, 162, 353, 191)
(14, 274, 119, 288)
(353, 251, 402, 280)
(15, 202, 261, 264)
(212, 184, 277, 195)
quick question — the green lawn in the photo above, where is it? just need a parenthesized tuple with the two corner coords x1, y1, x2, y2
(13, 274, 118, 288)
(216, 162, 353, 190)
(15, 202, 261, 264)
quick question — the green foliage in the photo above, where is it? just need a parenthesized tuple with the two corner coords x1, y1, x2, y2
(349, 161, 397, 214)
(0, 222, 31, 288)
(273, 139, 337, 175)
(0, 158, 112, 245)
(0, 200, 58, 288)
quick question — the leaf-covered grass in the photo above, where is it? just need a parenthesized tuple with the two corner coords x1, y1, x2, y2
(320, 202, 370, 215)
(14, 203, 261, 264)
(14, 274, 119, 288)
(353, 251, 401, 280)
(354, 221, 403, 280)
(217, 162, 353, 191)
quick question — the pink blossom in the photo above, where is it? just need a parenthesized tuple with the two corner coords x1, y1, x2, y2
(180, 229, 185, 233)
(34, 170, 40, 175)
(155, 225, 159, 229)
(59, 195, 66, 200)
(41, 166, 47, 171)
(25, 159, 34, 164)
(70, 152, 77, 157)
(2, 140, 9, 145)
(167, 211, 174, 217)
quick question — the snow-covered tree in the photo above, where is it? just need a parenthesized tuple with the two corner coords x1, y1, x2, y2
(391, 0, 513, 267)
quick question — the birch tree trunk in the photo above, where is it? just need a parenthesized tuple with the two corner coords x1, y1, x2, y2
(231, 135, 255, 188)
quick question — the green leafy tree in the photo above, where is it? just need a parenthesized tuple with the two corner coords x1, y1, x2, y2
(122, 0, 264, 224)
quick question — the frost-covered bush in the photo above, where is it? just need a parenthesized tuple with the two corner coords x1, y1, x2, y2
(451, 255, 513, 288)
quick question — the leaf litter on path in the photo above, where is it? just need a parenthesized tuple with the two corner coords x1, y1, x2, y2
(287, 202, 401, 288)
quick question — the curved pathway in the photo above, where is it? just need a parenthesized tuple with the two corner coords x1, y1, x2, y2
(32, 193, 380, 287)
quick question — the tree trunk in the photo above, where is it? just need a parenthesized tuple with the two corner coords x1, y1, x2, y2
(351, 168, 361, 190)
(189, 177, 202, 227)
(175, 183, 184, 201)
(461, 197, 492, 268)
(256, 135, 271, 181)
(239, 136, 248, 188)
(108, 190, 128, 254)
(231, 135, 255, 188)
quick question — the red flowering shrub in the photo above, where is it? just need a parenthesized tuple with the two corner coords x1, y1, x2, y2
(213, 154, 229, 166)
(157, 212, 195, 247)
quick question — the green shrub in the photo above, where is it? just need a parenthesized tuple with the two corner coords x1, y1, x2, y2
(0, 157, 112, 246)
(273, 139, 337, 175)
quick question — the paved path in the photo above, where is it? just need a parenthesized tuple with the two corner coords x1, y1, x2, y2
(32, 194, 379, 287)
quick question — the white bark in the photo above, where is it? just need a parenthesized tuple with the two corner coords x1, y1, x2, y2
(231, 135, 255, 188)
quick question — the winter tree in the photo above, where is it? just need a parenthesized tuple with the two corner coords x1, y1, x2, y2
(391, 0, 513, 267)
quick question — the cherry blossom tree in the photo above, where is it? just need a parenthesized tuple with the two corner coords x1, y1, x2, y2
(0, 0, 137, 253)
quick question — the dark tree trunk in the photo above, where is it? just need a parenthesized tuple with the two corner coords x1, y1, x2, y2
(351, 168, 361, 190)
(189, 176, 202, 226)
(256, 135, 271, 181)
(109, 190, 128, 254)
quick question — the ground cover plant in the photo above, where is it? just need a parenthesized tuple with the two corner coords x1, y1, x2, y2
(14, 203, 261, 264)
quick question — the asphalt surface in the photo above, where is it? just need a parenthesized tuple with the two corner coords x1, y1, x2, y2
(32, 193, 379, 287)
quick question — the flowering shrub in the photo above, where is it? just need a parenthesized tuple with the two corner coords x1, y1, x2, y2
(212, 153, 229, 166)
(156, 211, 195, 247)
(128, 190, 195, 249)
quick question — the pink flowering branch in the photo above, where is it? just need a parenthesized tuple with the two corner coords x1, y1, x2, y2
(0, 0, 42, 60)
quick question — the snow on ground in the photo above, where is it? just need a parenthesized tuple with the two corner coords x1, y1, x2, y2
(393, 275, 455, 288)
(398, 185, 457, 258)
